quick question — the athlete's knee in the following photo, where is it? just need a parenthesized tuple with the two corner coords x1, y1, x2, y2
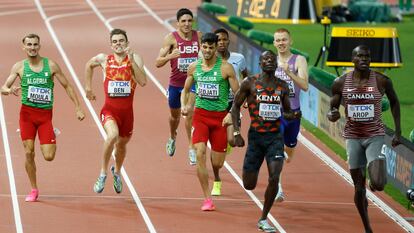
(106, 133, 119, 145)
(268, 173, 280, 185)
(25, 151, 35, 161)
(354, 183, 366, 195)
(44, 152, 55, 161)
(243, 181, 256, 190)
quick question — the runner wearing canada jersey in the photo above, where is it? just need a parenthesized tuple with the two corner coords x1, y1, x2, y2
(85, 28, 146, 194)
(156, 8, 201, 164)
(328, 45, 401, 233)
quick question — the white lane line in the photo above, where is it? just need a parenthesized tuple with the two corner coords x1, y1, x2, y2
(0, 98, 23, 233)
(106, 10, 175, 24)
(298, 134, 414, 233)
(33, 1, 157, 233)
(131, 1, 287, 232)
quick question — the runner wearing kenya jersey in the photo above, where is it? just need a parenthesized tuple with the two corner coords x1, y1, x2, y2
(328, 45, 401, 233)
(1, 33, 85, 202)
(155, 8, 201, 164)
(230, 50, 294, 233)
(181, 33, 239, 211)
(85, 29, 146, 194)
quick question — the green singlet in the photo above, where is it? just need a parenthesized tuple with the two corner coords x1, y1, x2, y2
(21, 58, 54, 109)
(194, 56, 229, 112)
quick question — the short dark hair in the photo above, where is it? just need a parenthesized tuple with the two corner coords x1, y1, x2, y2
(214, 28, 229, 37)
(352, 45, 370, 57)
(22, 33, 40, 44)
(110, 28, 128, 42)
(260, 50, 276, 58)
(201, 32, 218, 44)
(176, 8, 193, 21)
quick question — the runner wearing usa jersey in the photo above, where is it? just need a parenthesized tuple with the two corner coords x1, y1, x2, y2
(85, 29, 146, 194)
(328, 45, 401, 233)
(156, 8, 201, 164)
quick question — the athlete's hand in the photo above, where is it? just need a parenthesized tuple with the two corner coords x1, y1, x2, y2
(234, 135, 245, 147)
(9, 86, 21, 96)
(181, 105, 190, 116)
(85, 89, 96, 101)
(168, 48, 180, 60)
(391, 134, 402, 147)
(222, 113, 233, 126)
(76, 108, 85, 121)
(327, 108, 340, 122)
(124, 47, 134, 59)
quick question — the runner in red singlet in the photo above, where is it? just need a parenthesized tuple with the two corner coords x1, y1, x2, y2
(155, 8, 202, 164)
(85, 29, 147, 194)
(328, 45, 401, 233)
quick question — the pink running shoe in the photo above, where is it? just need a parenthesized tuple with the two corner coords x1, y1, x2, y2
(25, 189, 39, 202)
(201, 198, 215, 211)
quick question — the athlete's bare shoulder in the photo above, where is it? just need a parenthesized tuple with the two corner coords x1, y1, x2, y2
(164, 32, 177, 47)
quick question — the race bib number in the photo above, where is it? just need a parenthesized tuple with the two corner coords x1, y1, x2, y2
(27, 86, 52, 104)
(178, 57, 197, 72)
(287, 80, 295, 97)
(108, 81, 131, 97)
(259, 103, 281, 121)
(347, 104, 374, 121)
(198, 82, 219, 100)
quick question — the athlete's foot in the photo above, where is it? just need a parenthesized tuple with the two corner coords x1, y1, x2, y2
(257, 219, 276, 233)
(284, 151, 290, 163)
(188, 148, 196, 165)
(201, 198, 215, 211)
(93, 174, 107, 193)
(166, 138, 176, 157)
(25, 189, 39, 202)
(111, 166, 123, 194)
(211, 181, 222, 196)
(275, 190, 286, 203)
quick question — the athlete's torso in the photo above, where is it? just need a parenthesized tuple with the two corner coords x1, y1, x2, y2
(169, 30, 199, 87)
(21, 57, 54, 109)
(248, 76, 284, 133)
(194, 57, 229, 112)
(103, 54, 137, 109)
(275, 54, 300, 109)
(342, 70, 384, 138)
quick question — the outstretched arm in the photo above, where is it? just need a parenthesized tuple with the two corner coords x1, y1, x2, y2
(1, 62, 22, 96)
(84, 53, 105, 101)
(327, 76, 344, 122)
(231, 77, 251, 147)
(51, 60, 85, 121)
(383, 76, 401, 147)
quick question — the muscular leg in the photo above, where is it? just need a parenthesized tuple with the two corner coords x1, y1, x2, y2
(113, 136, 131, 174)
(23, 140, 37, 189)
(261, 160, 283, 220)
(226, 125, 235, 147)
(243, 170, 259, 190)
(101, 119, 119, 174)
(195, 142, 210, 198)
(368, 159, 386, 191)
(350, 168, 373, 233)
(211, 151, 226, 181)
(169, 108, 180, 139)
